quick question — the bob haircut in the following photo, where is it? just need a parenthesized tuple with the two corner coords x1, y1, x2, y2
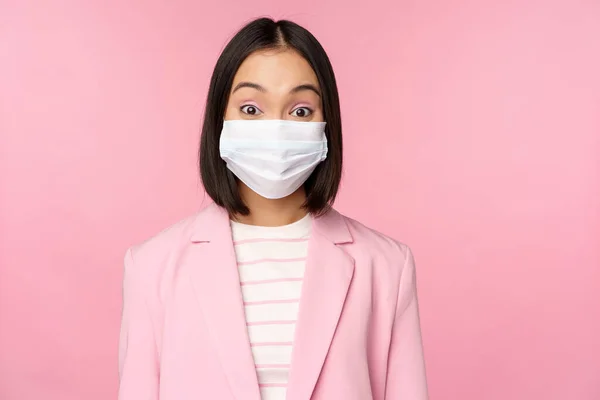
(199, 17, 343, 217)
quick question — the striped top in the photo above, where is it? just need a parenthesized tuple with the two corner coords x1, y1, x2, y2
(230, 213, 312, 400)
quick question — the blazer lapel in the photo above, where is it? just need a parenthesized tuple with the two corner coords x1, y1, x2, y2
(187, 204, 261, 400)
(286, 209, 355, 400)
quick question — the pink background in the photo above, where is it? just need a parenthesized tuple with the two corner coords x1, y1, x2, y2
(1, 1, 599, 399)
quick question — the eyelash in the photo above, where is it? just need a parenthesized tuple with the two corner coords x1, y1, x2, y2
(240, 104, 263, 115)
(291, 106, 313, 117)
(239, 104, 314, 117)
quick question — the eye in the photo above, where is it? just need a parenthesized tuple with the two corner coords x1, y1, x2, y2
(240, 105, 262, 116)
(291, 107, 313, 118)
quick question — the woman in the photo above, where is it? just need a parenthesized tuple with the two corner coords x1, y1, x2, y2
(118, 17, 428, 400)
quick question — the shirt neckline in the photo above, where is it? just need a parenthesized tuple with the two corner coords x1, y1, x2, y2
(230, 213, 312, 238)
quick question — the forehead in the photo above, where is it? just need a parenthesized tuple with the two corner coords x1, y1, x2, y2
(232, 48, 320, 88)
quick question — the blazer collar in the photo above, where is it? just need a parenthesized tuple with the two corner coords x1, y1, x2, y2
(187, 202, 355, 400)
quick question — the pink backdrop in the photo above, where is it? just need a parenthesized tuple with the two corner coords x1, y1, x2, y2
(1, 1, 598, 399)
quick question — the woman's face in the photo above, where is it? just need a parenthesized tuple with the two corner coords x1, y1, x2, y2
(224, 49, 324, 122)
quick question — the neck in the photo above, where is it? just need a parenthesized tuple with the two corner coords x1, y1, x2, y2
(233, 184, 308, 227)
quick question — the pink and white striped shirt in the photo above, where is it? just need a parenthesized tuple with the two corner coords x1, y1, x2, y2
(230, 214, 312, 400)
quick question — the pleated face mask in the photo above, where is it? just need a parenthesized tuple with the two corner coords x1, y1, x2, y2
(219, 119, 328, 199)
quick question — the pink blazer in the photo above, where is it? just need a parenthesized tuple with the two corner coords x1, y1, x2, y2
(118, 204, 428, 399)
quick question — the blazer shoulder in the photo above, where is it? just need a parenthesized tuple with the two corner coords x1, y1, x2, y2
(342, 214, 410, 257)
(125, 208, 207, 280)
(339, 212, 414, 281)
(131, 214, 196, 257)
(339, 213, 416, 300)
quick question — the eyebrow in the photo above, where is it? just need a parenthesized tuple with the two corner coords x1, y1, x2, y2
(232, 81, 321, 97)
(290, 83, 321, 97)
(232, 82, 266, 93)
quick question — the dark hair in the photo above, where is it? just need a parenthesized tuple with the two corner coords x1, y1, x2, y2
(199, 17, 343, 217)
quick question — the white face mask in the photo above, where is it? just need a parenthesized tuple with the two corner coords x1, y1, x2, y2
(219, 119, 328, 199)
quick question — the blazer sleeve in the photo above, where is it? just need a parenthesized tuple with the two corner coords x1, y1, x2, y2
(385, 247, 429, 399)
(118, 248, 160, 400)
